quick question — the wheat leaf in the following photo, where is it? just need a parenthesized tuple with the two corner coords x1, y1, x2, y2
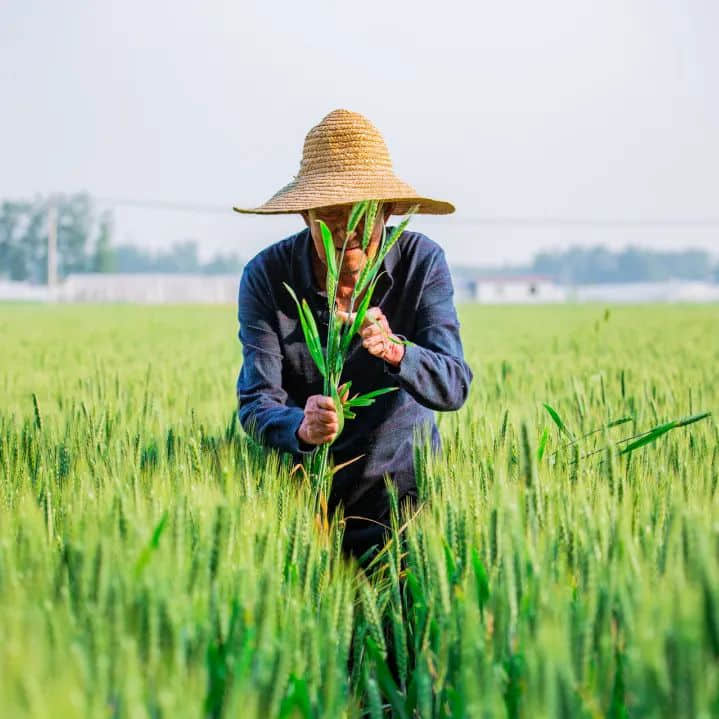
(619, 421, 676, 454)
(283, 283, 326, 376)
(316, 219, 337, 280)
(346, 386, 398, 407)
(543, 403, 571, 437)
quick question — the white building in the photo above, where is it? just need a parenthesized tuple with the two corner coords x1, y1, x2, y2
(58, 273, 240, 303)
(469, 275, 567, 304)
(570, 281, 719, 303)
(0, 281, 52, 302)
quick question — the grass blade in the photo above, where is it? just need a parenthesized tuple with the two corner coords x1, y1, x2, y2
(543, 403, 571, 438)
(283, 283, 326, 377)
(537, 427, 549, 462)
(316, 219, 338, 281)
(346, 386, 398, 408)
(619, 412, 711, 455)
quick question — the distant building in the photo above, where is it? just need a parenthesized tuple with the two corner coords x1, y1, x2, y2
(569, 281, 719, 303)
(0, 281, 52, 302)
(58, 273, 240, 303)
(468, 275, 567, 304)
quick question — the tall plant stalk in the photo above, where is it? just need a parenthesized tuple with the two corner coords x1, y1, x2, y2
(283, 200, 418, 502)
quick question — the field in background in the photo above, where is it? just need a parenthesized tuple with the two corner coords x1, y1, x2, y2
(1, 304, 718, 717)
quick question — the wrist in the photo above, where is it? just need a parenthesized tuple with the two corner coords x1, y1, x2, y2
(296, 421, 314, 451)
(385, 338, 405, 367)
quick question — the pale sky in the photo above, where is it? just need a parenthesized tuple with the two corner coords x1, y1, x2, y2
(1, 0, 717, 266)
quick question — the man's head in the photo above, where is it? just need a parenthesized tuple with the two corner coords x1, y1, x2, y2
(301, 203, 394, 279)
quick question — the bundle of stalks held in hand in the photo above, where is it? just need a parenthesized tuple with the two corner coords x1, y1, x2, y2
(283, 200, 418, 501)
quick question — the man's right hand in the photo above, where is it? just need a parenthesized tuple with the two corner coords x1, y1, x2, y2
(297, 394, 339, 446)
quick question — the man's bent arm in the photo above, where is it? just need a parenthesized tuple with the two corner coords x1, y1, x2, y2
(237, 262, 311, 455)
(384, 248, 473, 411)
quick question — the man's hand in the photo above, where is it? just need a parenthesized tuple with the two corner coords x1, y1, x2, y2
(338, 307, 405, 367)
(297, 394, 340, 446)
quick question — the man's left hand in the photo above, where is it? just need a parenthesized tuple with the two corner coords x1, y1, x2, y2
(338, 307, 404, 367)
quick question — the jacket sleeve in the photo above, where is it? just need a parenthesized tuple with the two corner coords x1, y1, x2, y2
(236, 262, 312, 455)
(383, 247, 473, 411)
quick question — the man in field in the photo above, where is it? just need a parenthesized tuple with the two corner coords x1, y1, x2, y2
(234, 109, 472, 560)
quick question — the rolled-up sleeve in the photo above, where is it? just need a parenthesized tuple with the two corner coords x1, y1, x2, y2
(237, 262, 310, 454)
(384, 248, 473, 411)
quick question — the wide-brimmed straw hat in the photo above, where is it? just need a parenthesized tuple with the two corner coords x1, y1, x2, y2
(233, 109, 455, 216)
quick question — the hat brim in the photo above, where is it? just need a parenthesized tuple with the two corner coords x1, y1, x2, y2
(233, 172, 455, 216)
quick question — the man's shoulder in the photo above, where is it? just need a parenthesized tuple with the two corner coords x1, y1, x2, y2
(393, 228, 446, 274)
(244, 228, 306, 275)
(396, 229, 443, 256)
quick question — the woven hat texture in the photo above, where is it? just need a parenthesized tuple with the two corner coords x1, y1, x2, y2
(234, 109, 454, 216)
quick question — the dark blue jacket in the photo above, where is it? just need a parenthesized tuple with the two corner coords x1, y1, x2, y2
(237, 226, 473, 555)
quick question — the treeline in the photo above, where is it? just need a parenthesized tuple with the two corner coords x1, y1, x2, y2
(532, 246, 717, 284)
(0, 193, 244, 282)
(111, 241, 243, 275)
(453, 246, 718, 285)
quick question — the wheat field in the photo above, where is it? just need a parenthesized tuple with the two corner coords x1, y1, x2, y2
(1, 303, 717, 718)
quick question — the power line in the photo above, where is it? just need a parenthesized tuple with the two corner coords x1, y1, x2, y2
(425, 216, 719, 228)
(95, 197, 719, 228)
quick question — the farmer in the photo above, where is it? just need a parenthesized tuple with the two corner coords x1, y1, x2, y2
(234, 109, 473, 560)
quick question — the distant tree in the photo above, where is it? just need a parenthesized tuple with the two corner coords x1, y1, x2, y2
(202, 252, 244, 275)
(0, 198, 48, 282)
(113, 240, 201, 273)
(92, 211, 114, 272)
(0, 193, 113, 282)
(57, 193, 92, 276)
(160, 240, 200, 273)
(530, 245, 712, 284)
(111, 240, 243, 274)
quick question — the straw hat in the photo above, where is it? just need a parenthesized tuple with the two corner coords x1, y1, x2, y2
(233, 109, 455, 216)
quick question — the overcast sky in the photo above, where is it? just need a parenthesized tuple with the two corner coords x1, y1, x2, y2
(1, 0, 717, 266)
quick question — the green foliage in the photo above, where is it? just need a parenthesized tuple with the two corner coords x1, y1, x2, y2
(0, 193, 98, 281)
(1, 303, 718, 717)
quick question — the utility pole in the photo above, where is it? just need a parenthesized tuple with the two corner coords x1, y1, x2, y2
(47, 199, 58, 294)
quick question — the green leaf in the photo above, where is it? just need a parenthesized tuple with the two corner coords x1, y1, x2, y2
(365, 637, 409, 719)
(536, 426, 549, 462)
(283, 283, 326, 377)
(301, 300, 327, 377)
(675, 411, 712, 428)
(616, 413, 711, 455)
(331, 314, 344, 375)
(471, 548, 490, 613)
(619, 421, 676, 454)
(134, 511, 168, 577)
(346, 386, 398, 408)
(616, 413, 708, 456)
(330, 384, 345, 441)
(543, 403, 571, 437)
(346, 201, 369, 233)
(278, 674, 313, 719)
(316, 219, 337, 280)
